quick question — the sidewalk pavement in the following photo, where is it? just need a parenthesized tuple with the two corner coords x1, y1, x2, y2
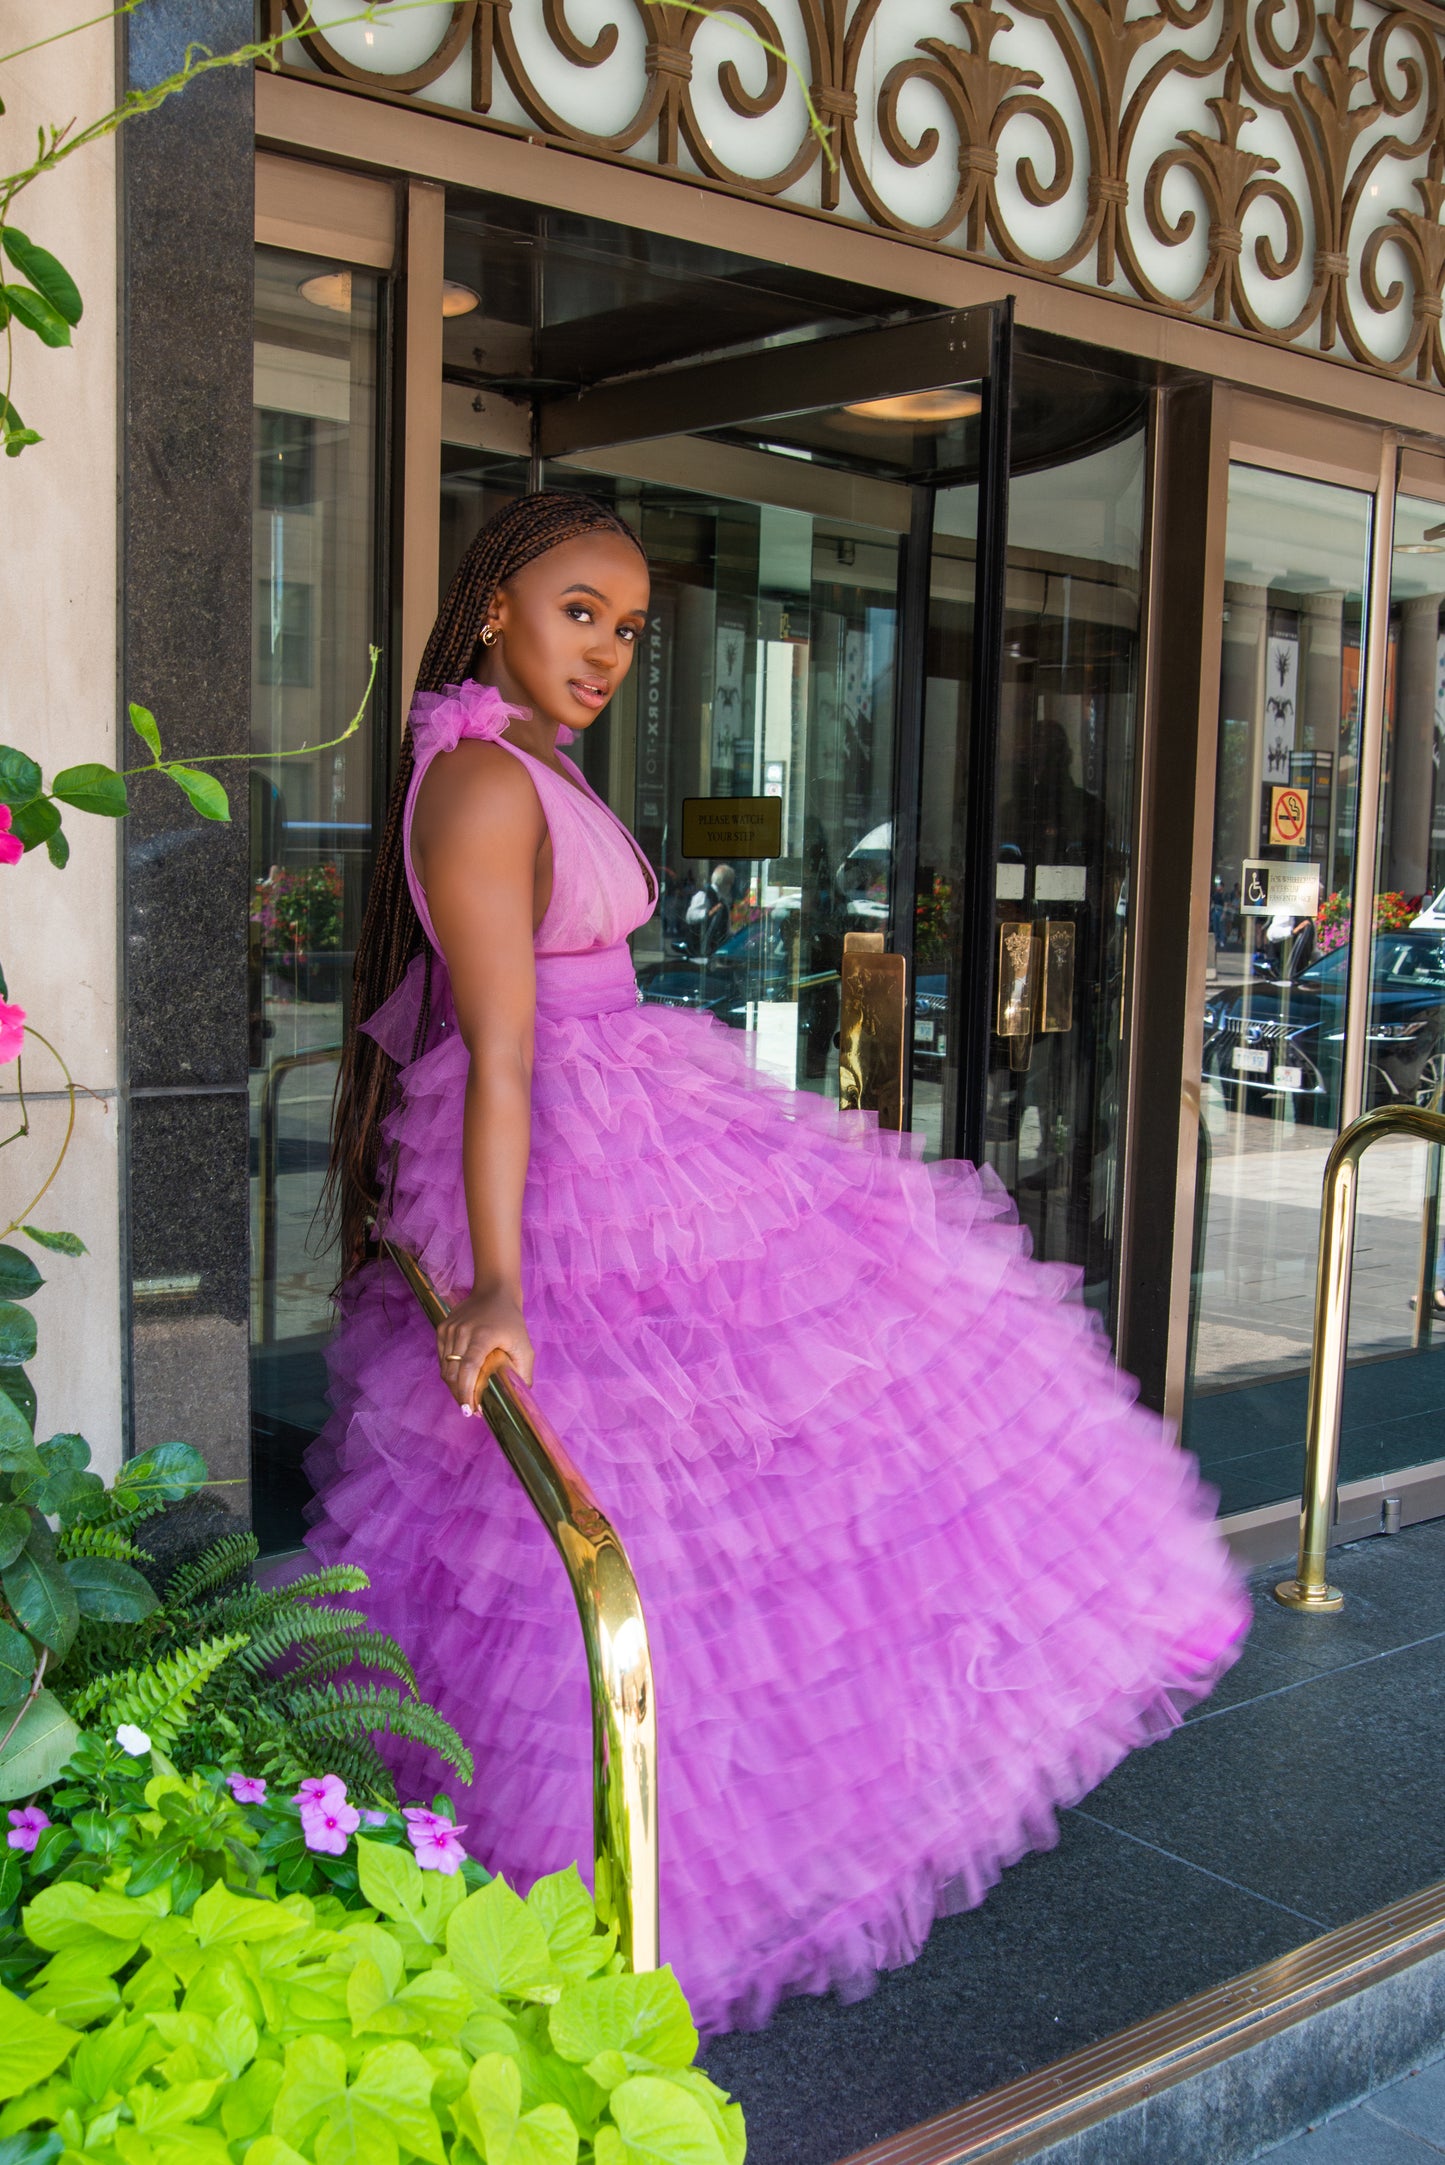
(1264, 2056, 1445, 2159)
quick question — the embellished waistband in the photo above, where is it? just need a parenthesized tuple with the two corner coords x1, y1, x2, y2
(534, 942, 638, 1019)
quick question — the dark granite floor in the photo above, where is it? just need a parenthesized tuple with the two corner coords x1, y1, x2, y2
(701, 1518, 1445, 2165)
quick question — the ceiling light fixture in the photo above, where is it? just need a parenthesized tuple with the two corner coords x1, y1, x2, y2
(843, 386, 982, 425)
(299, 273, 481, 319)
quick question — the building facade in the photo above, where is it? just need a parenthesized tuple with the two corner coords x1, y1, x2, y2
(7, 0, 1445, 1564)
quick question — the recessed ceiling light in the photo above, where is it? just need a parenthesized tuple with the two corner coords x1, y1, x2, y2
(299, 273, 481, 319)
(299, 270, 352, 313)
(843, 387, 982, 424)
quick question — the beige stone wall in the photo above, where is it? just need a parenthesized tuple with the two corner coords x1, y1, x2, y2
(0, 3, 122, 1479)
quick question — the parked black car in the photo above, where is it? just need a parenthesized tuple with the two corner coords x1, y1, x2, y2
(1202, 929, 1445, 1120)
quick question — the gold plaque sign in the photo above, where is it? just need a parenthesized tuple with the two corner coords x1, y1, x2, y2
(995, 922, 1038, 1038)
(1038, 920, 1075, 1035)
(839, 931, 906, 1132)
(681, 796, 783, 861)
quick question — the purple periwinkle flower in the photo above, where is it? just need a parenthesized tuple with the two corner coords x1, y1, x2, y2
(408, 1818, 469, 1875)
(294, 1774, 346, 1811)
(227, 1773, 267, 1805)
(6, 1806, 50, 1853)
(300, 1796, 361, 1856)
(402, 1806, 450, 1834)
(361, 1808, 389, 1827)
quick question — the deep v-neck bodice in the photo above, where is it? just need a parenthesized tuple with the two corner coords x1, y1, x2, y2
(401, 680, 655, 960)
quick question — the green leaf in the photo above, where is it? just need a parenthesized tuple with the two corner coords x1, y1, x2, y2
(27, 1466, 102, 1520)
(0, 1302, 38, 1366)
(528, 1867, 615, 1981)
(38, 1433, 88, 1474)
(354, 1837, 461, 1948)
(162, 763, 230, 822)
(24, 1882, 153, 1951)
(1, 1549, 78, 1655)
(604, 2077, 729, 2165)
(128, 704, 162, 761)
(49, 764, 127, 819)
(1, 282, 70, 347)
(221, 2057, 284, 2141)
(2, 230, 82, 327)
(0, 1382, 34, 1461)
(0, 1246, 42, 1302)
(190, 1878, 312, 1948)
(0, 1690, 80, 1801)
(0, 1617, 36, 1700)
(8, 797, 59, 852)
(0, 1514, 30, 1576)
(114, 1438, 208, 1509)
(447, 1878, 557, 2006)
(0, 1369, 37, 1434)
(0, 2136, 65, 2165)
(0, 1983, 79, 2100)
(21, 1228, 85, 1257)
(44, 827, 68, 870)
(3, 429, 41, 459)
(548, 1972, 697, 2075)
(63, 1556, 159, 1622)
(0, 749, 41, 812)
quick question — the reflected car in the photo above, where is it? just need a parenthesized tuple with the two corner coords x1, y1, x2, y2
(1202, 930, 1445, 1119)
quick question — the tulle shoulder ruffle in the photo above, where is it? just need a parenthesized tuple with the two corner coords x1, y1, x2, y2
(408, 678, 530, 756)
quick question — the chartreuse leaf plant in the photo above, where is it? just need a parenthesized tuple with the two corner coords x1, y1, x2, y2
(0, 1825, 744, 2165)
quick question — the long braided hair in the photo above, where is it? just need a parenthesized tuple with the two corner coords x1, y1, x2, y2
(329, 490, 645, 1275)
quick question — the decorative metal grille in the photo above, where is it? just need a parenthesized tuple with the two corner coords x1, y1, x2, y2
(263, 0, 1445, 388)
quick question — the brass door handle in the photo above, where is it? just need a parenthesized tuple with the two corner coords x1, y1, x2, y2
(839, 930, 907, 1132)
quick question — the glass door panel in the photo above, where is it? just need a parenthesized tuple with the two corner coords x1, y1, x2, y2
(1184, 463, 1374, 1514)
(250, 247, 383, 1554)
(1332, 491, 1445, 1491)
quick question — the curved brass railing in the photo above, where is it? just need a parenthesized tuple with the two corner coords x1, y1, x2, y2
(382, 1240, 659, 1969)
(1275, 1104, 1445, 1615)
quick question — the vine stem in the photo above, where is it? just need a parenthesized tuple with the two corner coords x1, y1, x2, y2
(120, 645, 381, 776)
(0, 1645, 49, 1761)
(641, 0, 838, 168)
(1, 1027, 75, 1240)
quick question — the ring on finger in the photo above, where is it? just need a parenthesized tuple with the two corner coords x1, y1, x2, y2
(442, 1353, 463, 1363)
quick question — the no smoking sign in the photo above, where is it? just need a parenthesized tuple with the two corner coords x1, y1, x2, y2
(1269, 785, 1309, 847)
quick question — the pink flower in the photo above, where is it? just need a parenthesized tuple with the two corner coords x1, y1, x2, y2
(0, 1002, 24, 1065)
(361, 1808, 389, 1827)
(402, 1806, 450, 1834)
(407, 1818, 469, 1875)
(0, 805, 22, 867)
(300, 1796, 361, 1855)
(294, 1774, 346, 1811)
(7, 1806, 49, 1853)
(227, 1773, 267, 1805)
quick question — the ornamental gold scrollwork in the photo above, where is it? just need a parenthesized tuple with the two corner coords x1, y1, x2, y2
(265, 0, 1445, 388)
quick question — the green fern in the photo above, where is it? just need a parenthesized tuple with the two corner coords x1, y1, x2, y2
(275, 1684, 474, 1785)
(284, 1629, 418, 1693)
(229, 1609, 377, 1678)
(164, 1532, 258, 1606)
(56, 1525, 154, 1564)
(72, 1634, 249, 1751)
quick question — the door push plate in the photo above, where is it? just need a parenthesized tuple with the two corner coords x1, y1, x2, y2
(996, 919, 1075, 1071)
(840, 931, 907, 1132)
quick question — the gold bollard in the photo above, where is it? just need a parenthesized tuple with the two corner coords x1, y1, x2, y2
(1275, 1105, 1445, 1615)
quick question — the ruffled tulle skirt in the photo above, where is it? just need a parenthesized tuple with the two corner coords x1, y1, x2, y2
(306, 964, 1248, 2035)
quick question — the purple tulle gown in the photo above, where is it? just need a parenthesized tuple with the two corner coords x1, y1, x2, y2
(306, 679, 1248, 2035)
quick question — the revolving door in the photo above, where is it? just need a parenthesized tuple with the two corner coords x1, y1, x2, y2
(251, 195, 1150, 1547)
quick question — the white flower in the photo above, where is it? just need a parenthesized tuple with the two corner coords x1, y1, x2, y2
(115, 1723, 151, 1756)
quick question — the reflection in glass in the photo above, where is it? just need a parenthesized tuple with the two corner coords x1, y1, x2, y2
(915, 423, 1146, 1317)
(1185, 465, 1373, 1514)
(250, 248, 382, 1555)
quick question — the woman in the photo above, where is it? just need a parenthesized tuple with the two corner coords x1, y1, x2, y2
(312, 490, 1247, 2036)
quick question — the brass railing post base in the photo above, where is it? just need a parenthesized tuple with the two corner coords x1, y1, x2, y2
(1273, 1577, 1344, 1613)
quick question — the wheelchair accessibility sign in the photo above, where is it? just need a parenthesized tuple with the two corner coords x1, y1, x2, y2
(1241, 859, 1321, 916)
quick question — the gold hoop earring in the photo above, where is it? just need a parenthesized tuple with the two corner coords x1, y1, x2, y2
(480, 624, 498, 648)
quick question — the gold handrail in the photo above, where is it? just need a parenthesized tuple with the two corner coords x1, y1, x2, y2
(382, 1240, 659, 1971)
(1275, 1103, 1445, 1614)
